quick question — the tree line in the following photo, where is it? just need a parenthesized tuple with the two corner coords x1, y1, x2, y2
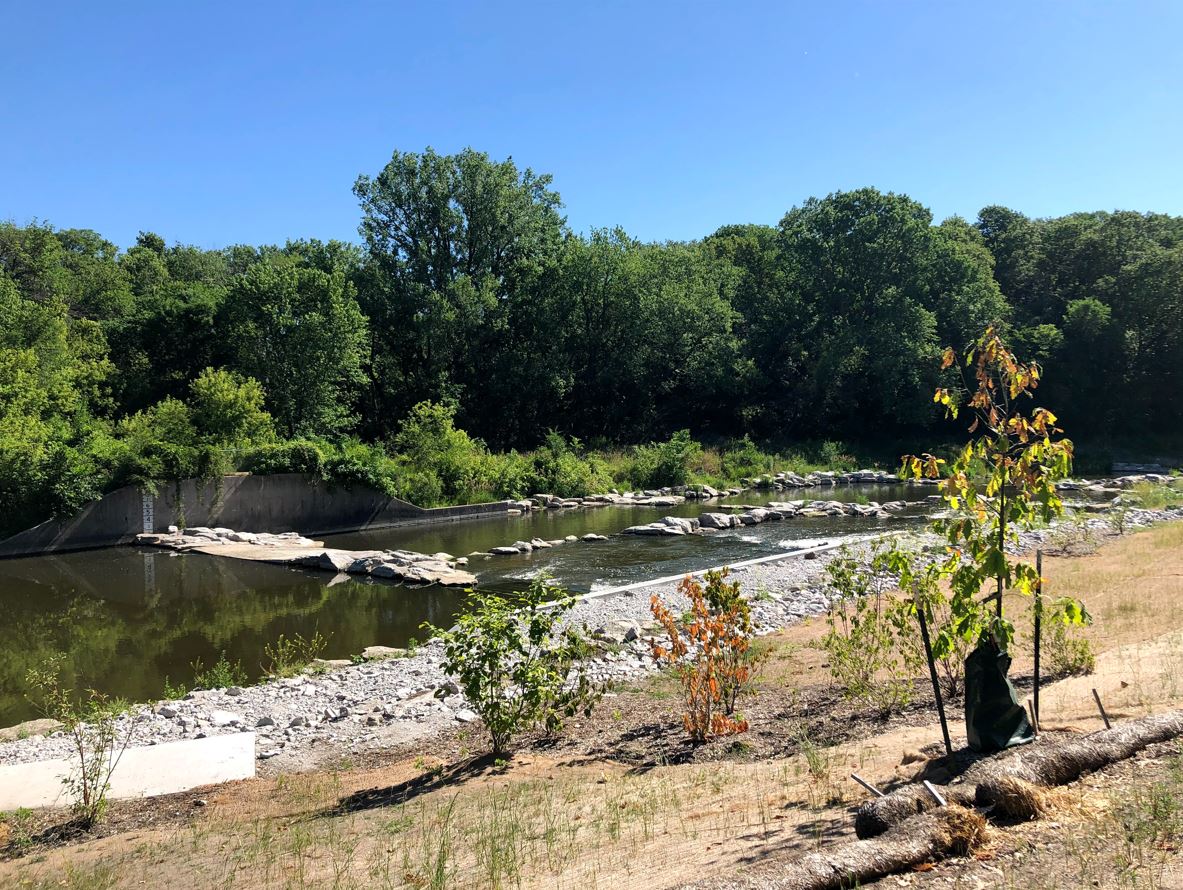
(2, 147, 1181, 536)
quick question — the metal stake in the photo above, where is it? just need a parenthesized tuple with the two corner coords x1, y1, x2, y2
(916, 598, 954, 759)
(1034, 550, 1042, 726)
(850, 773, 885, 798)
(1092, 688, 1111, 729)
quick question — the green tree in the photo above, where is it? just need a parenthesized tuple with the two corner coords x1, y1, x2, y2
(188, 367, 274, 446)
(353, 147, 566, 440)
(902, 326, 1083, 653)
(222, 251, 367, 437)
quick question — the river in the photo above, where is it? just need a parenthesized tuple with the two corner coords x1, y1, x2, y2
(0, 484, 926, 724)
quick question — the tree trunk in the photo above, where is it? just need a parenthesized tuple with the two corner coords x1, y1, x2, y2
(855, 710, 1183, 838)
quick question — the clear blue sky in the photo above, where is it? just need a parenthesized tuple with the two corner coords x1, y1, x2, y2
(3, 1, 1181, 250)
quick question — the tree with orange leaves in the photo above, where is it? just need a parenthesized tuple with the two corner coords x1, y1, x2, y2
(649, 569, 757, 742)
(901, 325, 1085, 658)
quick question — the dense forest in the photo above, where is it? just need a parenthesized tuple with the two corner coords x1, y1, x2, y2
(3, 147, 1181, 537)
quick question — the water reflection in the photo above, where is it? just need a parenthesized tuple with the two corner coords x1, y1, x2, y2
(0, 484, 925, 724)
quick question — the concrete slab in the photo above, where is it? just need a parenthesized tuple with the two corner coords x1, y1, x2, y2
(0, 732, 255, 810)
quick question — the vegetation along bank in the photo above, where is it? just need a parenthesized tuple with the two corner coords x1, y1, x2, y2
(4, 147, 1183, 541)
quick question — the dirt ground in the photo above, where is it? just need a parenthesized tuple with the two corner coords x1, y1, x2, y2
(3, 519, 1183, 889)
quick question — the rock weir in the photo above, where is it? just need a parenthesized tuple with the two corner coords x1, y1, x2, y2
(136, 527, 477, 587)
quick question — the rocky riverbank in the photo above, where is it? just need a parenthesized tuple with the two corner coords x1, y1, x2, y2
(5, 503, 1178, 776)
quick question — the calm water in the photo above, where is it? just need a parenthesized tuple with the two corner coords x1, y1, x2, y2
(0, 485, 925, 724)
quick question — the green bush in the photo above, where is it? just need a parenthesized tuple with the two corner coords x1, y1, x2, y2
(817, 440, 857, 471)
(527, 432, 612, 497)
(393, 401, 490, 502)
(321, 439, 399, 497)
(720, 435, 773, 480)
(1042, 617, 1096, 677)
(422, 578, 600, 756)
(629, 429, 701, 488)
(820, 547, 920, 715)
(241, 439, 326, 475)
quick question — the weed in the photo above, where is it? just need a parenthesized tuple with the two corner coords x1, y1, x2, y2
(162, 676, 187, 700)
(262, 629, 329, 677)
(1, 807, 36, 855)
(190, 651, 246, 690)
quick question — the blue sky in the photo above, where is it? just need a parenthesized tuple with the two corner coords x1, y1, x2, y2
(3, 1, 1181, 250)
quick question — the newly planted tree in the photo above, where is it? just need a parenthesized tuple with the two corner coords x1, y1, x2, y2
(649, 570, 760, 741)
(424, 578, 598, 757)
(902, 326, 1089, 748)
(25, 655, 132, 828)
(902, 325, 1085, 654)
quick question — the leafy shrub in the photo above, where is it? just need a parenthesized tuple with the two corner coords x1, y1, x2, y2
(263, 630, 329, 678)
(321, 439, 400, 497)
(188, 366, 274, 445)
(25, 655, 131, 828)
(1041, 615, 1096, 676)
(820, 547, 919, 715)
(527, 432, 612, 497)
(629, 429, 701, 488)
(393, 400, 490, 502)
(190, 651, 247, 690)
(649, 570, 761, 741)
(485, 449, 533, 500)
(241, 439, 325, 475)
(423, 578, 600, 756)
(720, 436, 772, 481)
(817, 440, 857, 471)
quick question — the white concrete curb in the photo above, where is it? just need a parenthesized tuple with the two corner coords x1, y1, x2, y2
(0, 731, 256, 809)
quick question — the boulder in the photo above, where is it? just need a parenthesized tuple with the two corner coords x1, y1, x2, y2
(361, 645, 406, 661)
(595, 619, 642, 645)
(581, 533, 608, 542)
(739, 508, 769, 525)
(699, 512, 736, 530)
(512, 540, 534, 553)
(491, 546, 522, 555)
(313, 550, 356, 573)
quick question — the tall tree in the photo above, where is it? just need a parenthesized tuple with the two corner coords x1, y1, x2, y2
(221, 248, 367, 438)
(353, 147, 566, 440)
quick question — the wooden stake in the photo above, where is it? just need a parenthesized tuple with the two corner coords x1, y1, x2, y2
(1092, 688, 1111, 729)
(1026, 698, 1040, 736)
(916, 598, 954, 759)
(850, 773, 885, 798)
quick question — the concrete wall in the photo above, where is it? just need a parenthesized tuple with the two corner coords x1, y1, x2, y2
(0, 474, 513, 558)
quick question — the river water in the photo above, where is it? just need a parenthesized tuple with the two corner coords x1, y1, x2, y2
(0, 485, 926, 724)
